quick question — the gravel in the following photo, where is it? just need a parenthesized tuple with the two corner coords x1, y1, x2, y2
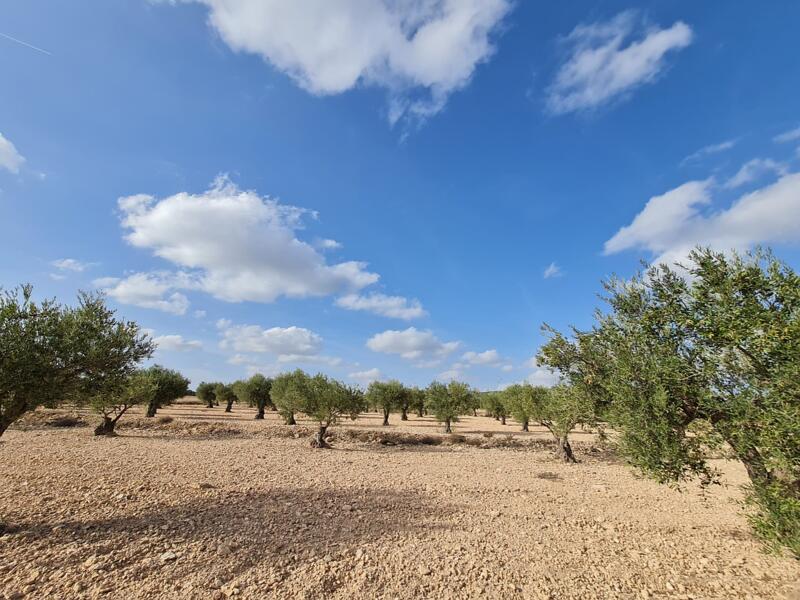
(1, 404, 798, 599)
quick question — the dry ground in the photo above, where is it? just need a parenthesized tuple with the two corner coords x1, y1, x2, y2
(1, 402, 798, 600)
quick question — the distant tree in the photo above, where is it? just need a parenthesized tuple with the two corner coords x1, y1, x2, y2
(215, 383, 237, 413)
(366, 380, 406, 426)
(425, 381, 471, 433)
(408, 387, 426, 417)
(0, 285, 153, 437)
(243, 374, 273, 419)
(398, 386, 412, 421)
(482, 392, 509, 425)
(92, 370, 157, 436)
(300, 374, 365, 448)
(271, 369, 310, 425)
(502, 384, 536, 431)
(196, 382, 217, 408)
(144, 365, 189, 417)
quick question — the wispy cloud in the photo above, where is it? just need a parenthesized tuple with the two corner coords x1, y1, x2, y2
(774, 126, 800, 144)
(0, 32, 51, 56)
(543, 262, 562, 279)
(681, 139, 737, 165)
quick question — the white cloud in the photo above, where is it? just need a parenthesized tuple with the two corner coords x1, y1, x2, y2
(724, 158, 788, 190)
(543, 262, 562, 279)
(315, 238, 342, 250)
(774, 126, 800, 144)
(153, 334, 203, 352)
(501, 364, 513, 372)
(49, 273, 67, 281)
(349, 368, 382, 385)
(97, 272, 190, 315)
(218, 321, 321, 355)
(0, 133, 25, 174)
(336, 292, 426, 320)
(173, 0, 511, 126)
(51, 258, 92, 272)
(604, 172, 800, 266)
(437, 367, 464, 382)
(117, 176, 378, 304)
(527, 367, 560, 387)
(681, 139, 737, 165)
(546, 10, 692, 115)
(461, 349, 501, 366)
(193, 309, 207, 318)
(367, 327, 460, 361)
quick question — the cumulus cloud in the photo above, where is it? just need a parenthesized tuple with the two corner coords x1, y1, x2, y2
(153, 334, 203, 352)
(367, 327, 460, 361)
(349, 368, 382, 385)
(96, 272, 190, 315)
(216, 319, 341, 366)
(543, 262, 562, 279)
(51, 258, 92, 272)
(604, 172, 800, 267)
(724, 158, 788, 190)
(170, 0, 511, 126)
(546, 10, 692, 115)
(461, 349, 501, 366)
(774, 126, 800, 144)
(0, 133, 25, 174)
(336, 292, 426, 320)
(527, 367, 560, 387)
(116, 176, 378, 304)
(681, 139, 737, 165)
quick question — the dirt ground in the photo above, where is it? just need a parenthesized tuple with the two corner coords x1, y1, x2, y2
(1, 402, 798, 600)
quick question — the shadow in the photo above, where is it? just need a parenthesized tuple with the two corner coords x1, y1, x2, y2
(5, 486, 457, 595)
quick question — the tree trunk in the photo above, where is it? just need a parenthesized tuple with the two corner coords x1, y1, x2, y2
(255, 403, 265, 420)
(556, 436, 577, 463)
(401, 408, 408, 421)
(205, 399, 214, 408)
(0, 417, 11, 438)
(501, 415, 506, 425)
(94, 416, 117, 436)
(522, 419, 529, 432)
(286, 412, 296, 426)
(225, 400, 234, 413)
(473, 409, 477, 417)
(416, 407, 424, 418)
(444, 419, 452, 434)
(494, 415, 499, 421)
(146, 401, 157, 418)
(382, 408, 390, 426)
(310, 424, 330, 449)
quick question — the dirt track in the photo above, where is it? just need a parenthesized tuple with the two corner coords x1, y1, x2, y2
(1, 403, 798, 599)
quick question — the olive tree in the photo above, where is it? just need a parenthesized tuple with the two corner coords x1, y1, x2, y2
(0, 286, 154, 437)
(502, 384, 536, 431)
(301, 374, 365, 448)
(271, 369, 309, 425)
(144, 365, 189, 417)
(539, 248, 800, 556)
(234, 374, 273, 419)
(196, 382, 217, 408)
(482, 392, 509, 425)
(408, 387, 426, 417)
(92, 370, 157, 436)
(366, 380, 406, 426)
(215, 383, 237, 413)
(425, 381, 472, 433)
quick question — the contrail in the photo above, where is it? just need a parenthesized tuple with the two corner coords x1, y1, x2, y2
(0, 32, 52, 56)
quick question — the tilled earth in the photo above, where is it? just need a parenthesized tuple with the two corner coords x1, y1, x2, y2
(1, 403, 798, 600)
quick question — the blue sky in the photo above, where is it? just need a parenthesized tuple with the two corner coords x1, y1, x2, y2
(2, 1, 799, 390)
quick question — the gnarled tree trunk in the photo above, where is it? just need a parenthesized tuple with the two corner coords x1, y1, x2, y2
(225, 399, 234, 413)
(146, 401, 158, 418)
(501, 415, 506, 425)
(555, 436, 577, 463)
(444, 418, 452, 434)
(255, 402, 265, 420)
(205, 399, 214, 408)
(382, 408, 390, 426)
(310, 424, 330, 449)
(285, 412, 296, 425)
(521, 419, 529, 432)
(401, 407, 408, 421)
(94, 416, 117, 436)
(416, 407, 424, 418)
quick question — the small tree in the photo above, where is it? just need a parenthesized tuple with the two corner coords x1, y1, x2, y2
(215, 383, 237, 413)
(92, 370, 157, 436)
(301, 374, 364, 448)
(196, 382, 217, 408)
(0, 286, 153, 437)
(271, 369, 309, 425)
(408, 387, 426, 417)
(533, 385, 593, 463)
(246, 374, 273, 419)
(425, 381, 471, 433)
(503, 384, 535, 431)
(366, 380, 405, 426)
(144, 365, 189, 417)
(482, 392, 509, 425)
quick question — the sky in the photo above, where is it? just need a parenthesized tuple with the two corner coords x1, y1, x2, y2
(2, 1, 799, 390)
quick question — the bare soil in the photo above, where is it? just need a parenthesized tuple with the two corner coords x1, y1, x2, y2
(1, 402, 798, 599)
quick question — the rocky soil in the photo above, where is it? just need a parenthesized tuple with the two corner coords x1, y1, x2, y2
(1, 403, 798, 599)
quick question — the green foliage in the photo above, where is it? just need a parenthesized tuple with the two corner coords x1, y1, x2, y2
(214, 383, 238, 412)
(502, 384, 536, 431)
(196, 382, 217, 408)
(91, 370, 157, 435)
(425, 381, 472, 433)
(408, 387, 426, 417)
(366, 380, 406, 426)
(481, 391, 508, 423)
(539, 247, 800, 555)
(301, 374, 364, 430)
(0, 285, 154, 436)
(271, 369, 309, 425)
(143, 365, 189, 417)
(232, 374, 273, 419)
